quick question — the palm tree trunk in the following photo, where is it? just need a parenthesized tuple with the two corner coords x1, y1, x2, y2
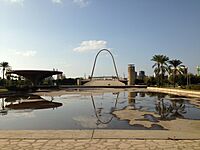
(157, 64, 160, 87)
(161, 65, 163, 87)
(2, 68, 5, 80)
(173, 71, 175, 88)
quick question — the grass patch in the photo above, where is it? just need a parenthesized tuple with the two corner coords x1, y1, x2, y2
(185, 85, 200, 91)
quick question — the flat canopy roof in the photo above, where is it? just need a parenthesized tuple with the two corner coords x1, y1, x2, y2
(7, 70, 63, 85)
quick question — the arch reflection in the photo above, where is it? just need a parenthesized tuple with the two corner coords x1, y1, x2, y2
(91, 92, 119, 125)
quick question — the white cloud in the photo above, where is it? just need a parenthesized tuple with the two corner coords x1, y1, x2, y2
(73, 0, 89, 7)
(2, 0, 24, 5)
(15, 50, 37, 57)
(73, 40, 108, 52)
(51, 0, 63, 4)
(73, 116, 107, 128)
(1, 0, 90, 7)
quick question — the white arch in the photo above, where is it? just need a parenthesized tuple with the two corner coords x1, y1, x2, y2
(90, 49, 119, 80)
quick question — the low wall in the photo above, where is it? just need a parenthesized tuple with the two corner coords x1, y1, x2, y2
(147, 87, 200, 98)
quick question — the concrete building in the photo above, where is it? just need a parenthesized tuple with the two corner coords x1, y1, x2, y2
(135, 72, 137, 79)
(128, 64, 136, 85)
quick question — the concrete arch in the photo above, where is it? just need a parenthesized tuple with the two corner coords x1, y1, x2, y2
(90, 49, 119, 80)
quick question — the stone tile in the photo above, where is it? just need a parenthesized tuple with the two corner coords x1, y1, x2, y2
(118, 143, 131, 149)
(0, 131, 200, 150)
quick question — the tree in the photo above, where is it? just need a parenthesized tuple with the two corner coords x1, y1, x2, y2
(0, 62, 10, 80)
(146, 76, 157, 86)
(168, 59, 185, 87)
(151, 55, 169, 86)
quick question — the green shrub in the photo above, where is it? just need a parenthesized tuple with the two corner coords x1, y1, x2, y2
(186, 85, 200, 91)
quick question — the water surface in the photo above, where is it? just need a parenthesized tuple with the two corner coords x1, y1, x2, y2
(0, 91, 200, 130)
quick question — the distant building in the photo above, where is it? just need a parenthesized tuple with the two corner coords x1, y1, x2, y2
(43, 76, 54, 85)
(138, 71, 145, 80)
(57, 73, 65, 80)
(135, 72, 137, 79)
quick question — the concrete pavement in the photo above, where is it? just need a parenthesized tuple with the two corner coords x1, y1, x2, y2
(0, 139, 200, 150)
(0, 130, 200, 149)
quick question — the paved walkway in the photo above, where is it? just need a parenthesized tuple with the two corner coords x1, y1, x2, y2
(0, 139, 200, 150)
(147, 87, 200, 98)
(0, 130, 200, 149)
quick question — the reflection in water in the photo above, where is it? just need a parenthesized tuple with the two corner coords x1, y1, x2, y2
(91, 92, 119, 125)
(145, 92, 187, 120)
(146, 92, 166, 99)
(155, 98, 186, 120)
(128, 92, 136, 108)
(139, 92, 145, 97)
(0, 98, 8, 115)
(170, 100, 186, 118)
(0, 94, 62, 115)
(41, 96, 54, 102)
(155, 99, 171, 120)
(0, 91, 200, 130)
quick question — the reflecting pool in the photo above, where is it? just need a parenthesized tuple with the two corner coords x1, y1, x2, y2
(0, 90, 200, 130)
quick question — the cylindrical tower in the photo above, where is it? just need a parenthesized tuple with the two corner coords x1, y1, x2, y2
(128, 64, 135, 85)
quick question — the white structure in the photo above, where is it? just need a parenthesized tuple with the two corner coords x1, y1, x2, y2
(84, 49, 125, 86)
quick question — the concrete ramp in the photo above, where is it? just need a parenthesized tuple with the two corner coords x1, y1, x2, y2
(84, 80, 125, 86)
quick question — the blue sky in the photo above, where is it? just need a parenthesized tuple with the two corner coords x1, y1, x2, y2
(0, 0, 200, 78)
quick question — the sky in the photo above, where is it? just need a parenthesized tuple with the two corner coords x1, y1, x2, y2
(0, 0, 200, 78)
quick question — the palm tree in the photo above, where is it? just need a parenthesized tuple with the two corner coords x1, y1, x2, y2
(151, 55, 169, 86)
(168, 59, 185, 87)
(0, 62, 10, 80)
